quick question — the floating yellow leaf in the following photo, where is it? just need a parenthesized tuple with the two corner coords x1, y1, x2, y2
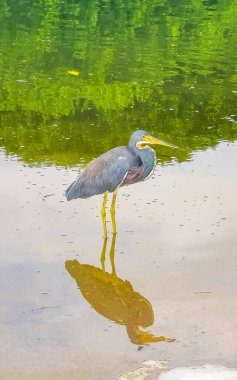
(67, 70, 80, 76)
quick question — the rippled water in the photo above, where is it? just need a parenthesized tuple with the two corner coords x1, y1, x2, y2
(0, 1, 237, 379)
(1, 0, 237, 165)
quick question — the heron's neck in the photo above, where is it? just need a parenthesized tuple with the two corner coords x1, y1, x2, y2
(132, 146, 156, 179)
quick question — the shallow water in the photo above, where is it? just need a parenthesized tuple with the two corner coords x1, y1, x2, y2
(1, 141, 237, 379)
(0, 0, 237, 379)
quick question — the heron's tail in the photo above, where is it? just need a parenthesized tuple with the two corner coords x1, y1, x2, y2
(65, 171, 100, 200)
(65, 174, 91, 200)
(65, 180, 77, 200)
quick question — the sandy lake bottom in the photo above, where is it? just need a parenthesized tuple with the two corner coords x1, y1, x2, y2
(0, 141, 237, 380)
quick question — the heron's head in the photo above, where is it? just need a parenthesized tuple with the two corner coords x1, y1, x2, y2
(129, 130, 177, 150)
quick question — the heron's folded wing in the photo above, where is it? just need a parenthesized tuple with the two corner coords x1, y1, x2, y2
(66, 147, 134, 200)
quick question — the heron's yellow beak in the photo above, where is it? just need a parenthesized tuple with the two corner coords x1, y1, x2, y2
(143, 135, 177, 149)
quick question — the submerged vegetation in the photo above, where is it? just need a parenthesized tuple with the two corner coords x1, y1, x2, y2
(0, 0, 237, 165)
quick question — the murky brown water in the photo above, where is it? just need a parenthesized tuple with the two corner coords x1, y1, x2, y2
(1, 141, 237, 379)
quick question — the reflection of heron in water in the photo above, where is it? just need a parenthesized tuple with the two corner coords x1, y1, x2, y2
(65, 234, 175, 345)
(66, 130, 176, 236)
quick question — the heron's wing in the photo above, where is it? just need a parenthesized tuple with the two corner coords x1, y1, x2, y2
(66, 147, 137, 200)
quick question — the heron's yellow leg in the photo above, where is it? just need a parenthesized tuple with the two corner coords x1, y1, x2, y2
(110, 189, 118, 235)
(100, 236, 108, 272)
(109, 232, 117, 277)
(101, 192, 108, 238)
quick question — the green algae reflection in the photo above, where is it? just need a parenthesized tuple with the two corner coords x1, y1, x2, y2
(0, 0, 237, 166)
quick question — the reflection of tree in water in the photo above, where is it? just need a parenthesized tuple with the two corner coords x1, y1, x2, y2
(65, 234, 175, 345)
(1, 0, 237, 166)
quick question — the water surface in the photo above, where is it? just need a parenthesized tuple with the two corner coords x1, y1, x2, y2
(0, 1, 237, 379)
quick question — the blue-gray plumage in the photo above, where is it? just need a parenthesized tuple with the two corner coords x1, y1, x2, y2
(66, 130, 175, 200)
(66, 130, 176, 235)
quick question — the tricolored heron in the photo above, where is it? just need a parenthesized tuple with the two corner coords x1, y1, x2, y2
(66, 130, 176, 236)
